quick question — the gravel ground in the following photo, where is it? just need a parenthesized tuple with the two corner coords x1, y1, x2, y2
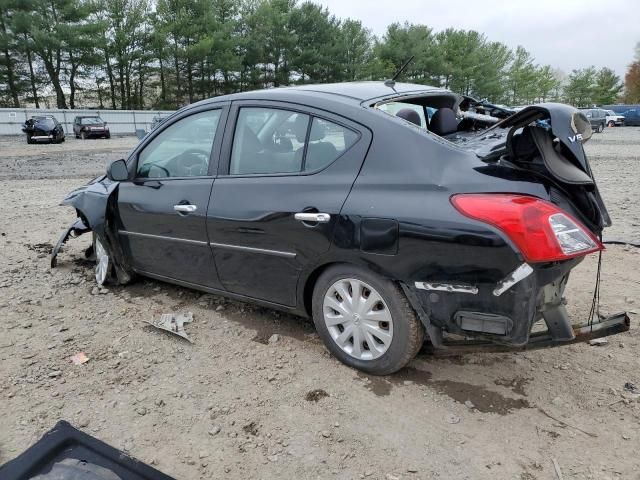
(0, 130, 639, 480)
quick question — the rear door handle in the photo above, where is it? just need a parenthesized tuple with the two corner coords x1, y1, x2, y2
(294, 212, 330, 223)
(174, 204, 197, 213)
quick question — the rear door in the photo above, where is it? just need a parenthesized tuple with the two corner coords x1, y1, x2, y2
(117, 105, 228, 288)
(206, 101, 371, 306)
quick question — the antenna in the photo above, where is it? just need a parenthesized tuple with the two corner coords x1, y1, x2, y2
(384, 55, 415, 87)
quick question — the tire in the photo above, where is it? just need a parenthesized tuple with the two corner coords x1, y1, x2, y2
(608, 121, 615, 127)
(312, 264, 424, 375)
(26, 134, 33, 144)
(596, 123, 604, 133)
(105, 133, 111, 139)
(93, 233, 112, 286)
(81, 131, 87, 140)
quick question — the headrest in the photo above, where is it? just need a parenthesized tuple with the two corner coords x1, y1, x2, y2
(293, 115, 310, 143)
(396, 108, 421, 126)
(309, 121, 327, 141)
(428, 108, 458, 136)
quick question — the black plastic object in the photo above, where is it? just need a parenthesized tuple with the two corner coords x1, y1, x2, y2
(0, 421, 175, 480)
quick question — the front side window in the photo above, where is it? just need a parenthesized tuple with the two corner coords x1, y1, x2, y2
(137, 110, 221, 178)
(230, 107, 358, 175)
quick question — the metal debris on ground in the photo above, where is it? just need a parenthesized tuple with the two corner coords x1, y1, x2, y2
(588, 338, 608, 346)
(70, 352, 89, 365)
(144, 312, 194, 343)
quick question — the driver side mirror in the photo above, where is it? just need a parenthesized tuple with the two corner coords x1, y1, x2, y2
(107, 159, 129, 181)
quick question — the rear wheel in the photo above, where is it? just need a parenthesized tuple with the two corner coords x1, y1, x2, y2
(26, 134, 33, 144)
(596, 123, 604, 133)
(312, 265, 424, 375)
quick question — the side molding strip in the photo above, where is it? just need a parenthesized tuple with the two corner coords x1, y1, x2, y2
(118, 230, 209, 246)
(209, 242, 296, 258)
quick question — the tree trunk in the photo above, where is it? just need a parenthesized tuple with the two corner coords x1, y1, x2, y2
(159, 55, 166, 102)
(42, 56, 67, 109)
(0, 15, 20, 107)
(24, 39, 40, 108)
(69, 52, 77, 109)
(103, 45, 117, 109)
(173, 36, 181, 106)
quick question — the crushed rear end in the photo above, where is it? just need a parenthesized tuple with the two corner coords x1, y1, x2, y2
(402, 103, 629, 351)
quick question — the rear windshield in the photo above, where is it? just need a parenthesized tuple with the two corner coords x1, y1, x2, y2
(35, 118, 55, 129)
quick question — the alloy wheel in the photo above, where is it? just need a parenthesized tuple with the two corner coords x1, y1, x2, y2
(95, 237, 110, 286)
(323, 278, 393, 361)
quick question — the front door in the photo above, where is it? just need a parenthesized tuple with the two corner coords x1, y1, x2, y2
(207, 102, 371, 306)
(117, 106, 226, 288)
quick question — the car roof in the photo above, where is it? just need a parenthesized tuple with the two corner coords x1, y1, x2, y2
(195, 81, 445, 106)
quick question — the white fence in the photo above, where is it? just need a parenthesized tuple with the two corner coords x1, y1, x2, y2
(0, 108, 176, 136)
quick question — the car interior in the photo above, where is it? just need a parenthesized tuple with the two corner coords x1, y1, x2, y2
(230, 108, 357, 175)
(375, 93, 511, 142)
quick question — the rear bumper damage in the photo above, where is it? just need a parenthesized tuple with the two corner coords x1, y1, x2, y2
(403, 259, 631, 352)
(423, 312, 630, 355)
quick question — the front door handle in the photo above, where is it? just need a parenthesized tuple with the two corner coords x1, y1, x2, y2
(174, 204, 197, 213)
(294, 212, 330, 223)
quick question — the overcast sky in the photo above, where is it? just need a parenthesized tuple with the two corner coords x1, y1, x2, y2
(315, 0, 638, 78)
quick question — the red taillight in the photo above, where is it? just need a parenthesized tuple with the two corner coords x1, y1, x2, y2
(451, 194, 603, 263)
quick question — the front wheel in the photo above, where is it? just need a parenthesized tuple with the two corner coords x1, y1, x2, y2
(312, 265, 424, 375)
(608, 121, 615, 127)
(596, 123, 604, 133)
(94, 234, 112, 286)
(81, 131, 87, 140)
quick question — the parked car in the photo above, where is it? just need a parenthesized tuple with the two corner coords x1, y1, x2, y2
(580, 108, 607, 133)
(604, 110, 625, 127)
(21, 115, 65, 144)
(51, 81, 627, 375)
(602, 104, 640, 126)
(73, 116, 110, 139)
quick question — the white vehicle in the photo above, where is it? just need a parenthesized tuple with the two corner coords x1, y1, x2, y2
(604, 109, 625, 127)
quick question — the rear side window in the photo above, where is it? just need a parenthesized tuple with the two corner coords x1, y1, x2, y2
(230, 107, 358, 175)
(304, 118, 358, 171)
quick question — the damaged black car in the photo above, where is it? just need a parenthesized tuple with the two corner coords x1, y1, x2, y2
(22, 115, 65, 144)
(51, 81, 629, 375)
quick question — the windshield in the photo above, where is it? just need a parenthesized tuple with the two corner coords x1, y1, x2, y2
(81, 117, 103, 125)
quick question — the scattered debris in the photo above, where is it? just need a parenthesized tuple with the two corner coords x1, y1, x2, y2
(589, 338, 608, 346)
(268, 334, 280, 344)
(144, 312, 194, 343)
(70, 352, 89, 365)
(537, 408, 597, 438)
(624, 382, 638, 393)
(446, 413, 461, 424)
(552, 457, 564, 480)
(305, 389, 329, 402)
(242, 422, 259, 436)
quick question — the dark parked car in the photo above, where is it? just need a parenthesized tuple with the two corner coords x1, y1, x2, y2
(21, 115, 65, 144)
(602, 104, 640, 126)
(580, 108, 607, 133)
(73, 115, 110, 139)
(51, 81, 628, 375)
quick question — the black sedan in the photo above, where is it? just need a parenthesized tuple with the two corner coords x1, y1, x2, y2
(22, 116, 65, 144)
(52, 81, 628, 375)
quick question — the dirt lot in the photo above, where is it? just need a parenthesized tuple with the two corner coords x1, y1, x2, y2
(0, 129, 639, 480)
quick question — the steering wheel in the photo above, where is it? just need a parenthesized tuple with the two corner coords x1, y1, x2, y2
(147, 164, 171, 178)
(176, 149, 209, 176)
